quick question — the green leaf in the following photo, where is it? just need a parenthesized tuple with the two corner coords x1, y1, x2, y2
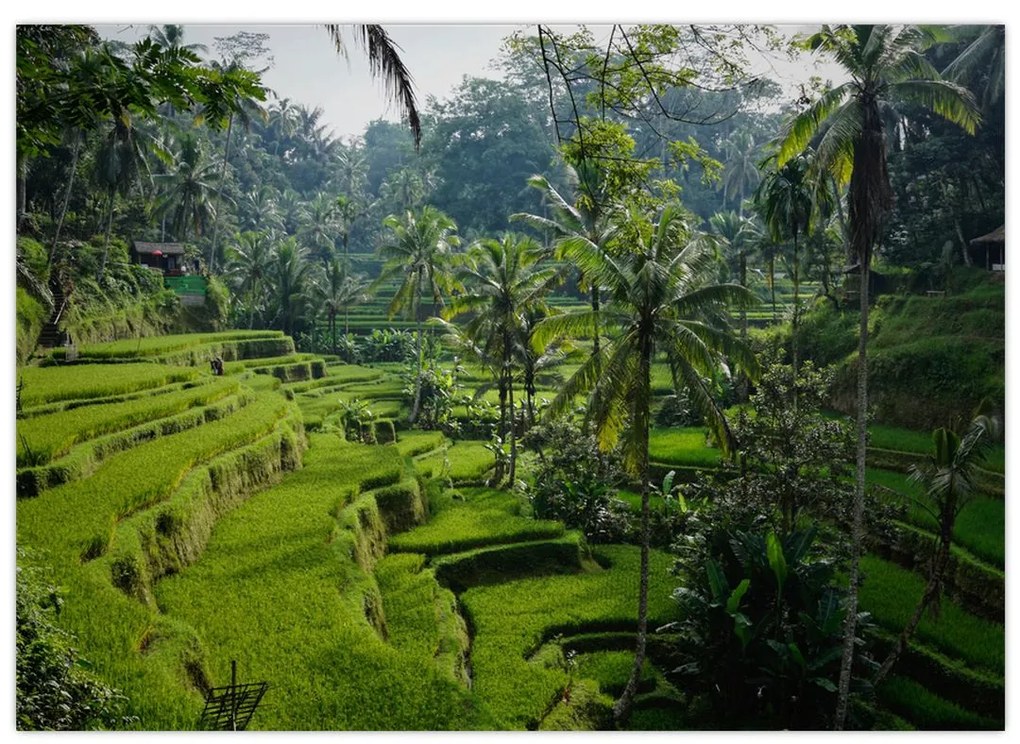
(725, 578, 751, 615)
(732, 613, 753, 650)
(706, 558, 728, 604)
(812, 676, 838, 692)
(662, 469, 675, 495)
(788, 642, 806, 669)
(766, 531, 788, 590)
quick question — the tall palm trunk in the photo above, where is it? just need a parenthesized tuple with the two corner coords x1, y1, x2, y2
(791, 232, 801, 413)
(834, 95, 892, 730)
(507, 365, 518, 484)
(591, 284, 601, 374)
(614, 332, 652, 727)
(50, 131, 82, 263)
(97, 188, 116, 282)
(834, 259, 869, 729)
(208, 112, 235, 274)
(17, 155, 28, 233)
(409, 276, 424, 424)
(872, 521, 952, 688)
(769, 254, 777, 322)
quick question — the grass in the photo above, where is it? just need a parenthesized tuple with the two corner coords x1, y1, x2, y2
(374, 552, 469, 683)
(648, 427, 723, 469)
(460, 544, 678, 729)
(17, 393, 295, 564)
(393, 431, 447, 458)
(415, 440, 494, 482)
(17, 363, 199, 408)
(389, 487, 564, 555)
(867, 468, 1004, 567)
(877, 676, 1000, 730)
(154, 435, 495, 729)
(859, 555, 1004, 676)
(16, 377, 238, 466)
(49, 330, 285, 359)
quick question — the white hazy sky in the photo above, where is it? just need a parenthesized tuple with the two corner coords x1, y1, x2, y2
(35, 1, 1013, 142)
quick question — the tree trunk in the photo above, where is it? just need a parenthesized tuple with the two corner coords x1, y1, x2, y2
(872, 534, 951, 688)
(50, 131, 82, 263)
(791, 232, 801, 414)
(97, 189, 116, 282)
(17, 155, 28, 233)
(613, 334, 652, 727)
(507, 365, 518, 485)
(208, 112, 235, 275)
(409, 315, 424, 424)
(591, 283, 601, 375)
(833, 255, 870, 730)
(769, 255, 777, 323)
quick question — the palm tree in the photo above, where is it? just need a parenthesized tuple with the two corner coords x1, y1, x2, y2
(93, 113, 152, 281)
(871, 412, 996, 689)
(299, 191, 340, 268)
(514, 160, 618, 373)
(315, 257, 368, 351)
(754, 152, 814, 377)
(718, 130, 761, 215)
(269, 236, 312, 338)
(377, 206, 460, 424)
(443, 234, 558, 484)
(155, 132, 220, 244)
(226, 230, 274, 329)
(206, 56, 268, 274)
(775, 24, 980, 729)
(535, 204, 757, 725)
(323, 25, 421, 149)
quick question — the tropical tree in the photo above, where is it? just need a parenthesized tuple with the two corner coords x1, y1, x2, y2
(774, 24, 980, 729)
(377, 206, 460, 424)
(514, 160, 620, 372)
(225, 230, 274, 328)
(155, 132, 220, 244)
(535, 204, 757, 725)
(323, 25, 422, 149)
(315, 257, 368, 351)
(442, 234, 557, 483)
(718, 129, 761, 214)
(872, 412, 997, 688)
(754, 152, 814, 377)
(268, 236, 312, 338)
(299, 191, 340, 267)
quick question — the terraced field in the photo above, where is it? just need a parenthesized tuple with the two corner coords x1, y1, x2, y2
(15, 328, 1003, 730)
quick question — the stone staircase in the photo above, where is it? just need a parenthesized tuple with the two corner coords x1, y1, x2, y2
(37, 276, 69, 350)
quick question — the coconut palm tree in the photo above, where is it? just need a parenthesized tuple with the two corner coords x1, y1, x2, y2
(315, 257, 368, 351)
(774, 24, 980, 729)
(535, 204, 757, 725)
(514, 159, 618, 373)
(443, 234, 558, 483)
(299, 191, 340, 268)
(155, 132, 220, 244)
(226, 230, 274, 329)
(377, 206, 460, 424)
(754, 152, 814, 377)
(871, 412, 996, 689)
(323, 25, 421, 149)
(269, 236, 312, 338)
(718, 130, 761, 215)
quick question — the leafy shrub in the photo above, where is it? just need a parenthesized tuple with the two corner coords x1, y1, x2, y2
(667, 519, 866, 730)
(16, 556, 133, 730)
(521, 420, 630, 544)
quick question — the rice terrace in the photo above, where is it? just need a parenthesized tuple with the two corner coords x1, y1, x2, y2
(13, 21, 1006, 732)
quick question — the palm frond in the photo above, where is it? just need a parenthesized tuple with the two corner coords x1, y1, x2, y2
(325, 25, 422, 149)
(888, 79, 981, 134)
(776, 83, 854, 166)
